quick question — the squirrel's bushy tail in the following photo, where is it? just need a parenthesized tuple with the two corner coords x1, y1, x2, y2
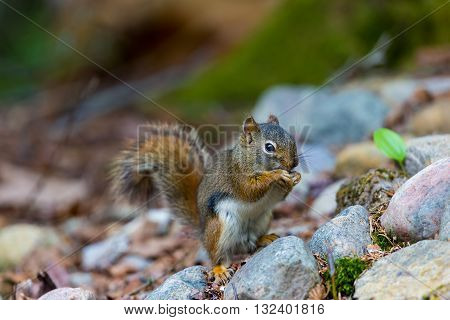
(110, 123, 209, 228)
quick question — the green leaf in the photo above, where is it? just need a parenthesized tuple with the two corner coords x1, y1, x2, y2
(373, 128, 406, 163)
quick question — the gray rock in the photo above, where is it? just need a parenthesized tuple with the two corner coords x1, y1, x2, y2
(81, 234, 129, 270)
(61, 217, 89, 237)
(309, 205, 371, 259)
(354, 240, 450, 299)
(145, 208, 173, 235)
(146, 266, 207, 300)
(405, 135, 450, 176)
(377, 77, 450, 109)
(224, 236, 320, 300)
(377, 78, 419, 108)
(253, 86, 388, 147)
(309, 179, 347, 220)
(39, 287, 96, 300)
(69, 272, 93, 288)
(381, 158, 450, 242)
(122, 208, 173, 237)
(440, 210, 450, 241)
(118, 255, 151, 271)
(0, 224, 61, 270)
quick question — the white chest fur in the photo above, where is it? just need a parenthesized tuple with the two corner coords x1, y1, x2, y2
(214, 186, 285, 263)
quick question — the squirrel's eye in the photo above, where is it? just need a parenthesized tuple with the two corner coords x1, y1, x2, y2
(265, 142, 276, 153)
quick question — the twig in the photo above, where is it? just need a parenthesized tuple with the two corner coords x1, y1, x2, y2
(327, 248, 338, 300)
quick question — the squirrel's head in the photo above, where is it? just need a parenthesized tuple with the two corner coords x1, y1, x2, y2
(238, 115, 298, 172)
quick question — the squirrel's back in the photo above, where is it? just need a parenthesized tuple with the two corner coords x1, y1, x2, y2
(110, 123, 209, 227)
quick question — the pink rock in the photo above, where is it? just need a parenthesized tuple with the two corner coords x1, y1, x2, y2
(381, 158, 450, 241)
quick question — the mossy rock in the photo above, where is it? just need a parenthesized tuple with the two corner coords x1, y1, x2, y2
(335, 168, 407, 214)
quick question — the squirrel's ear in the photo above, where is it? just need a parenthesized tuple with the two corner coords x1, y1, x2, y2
(242, 116, 260, 144)
(267, 114, 279, 125)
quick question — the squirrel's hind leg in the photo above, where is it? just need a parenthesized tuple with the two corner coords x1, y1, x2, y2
(203, 215, 235, 284)
(256, 233, 280, 248)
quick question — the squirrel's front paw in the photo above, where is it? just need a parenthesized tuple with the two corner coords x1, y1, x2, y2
(275, 169, 294, 191)
(209, 265, 234, 285)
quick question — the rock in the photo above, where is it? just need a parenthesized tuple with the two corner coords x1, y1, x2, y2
(69, 272, 93, 288)
(81, 234, 129, 270)
(440, 210, 450, 241)
(377, 78, 420, 108)
(308, 179, 347, 220)
(334, 142, 391, 177)
(409, 100, 450, 135)
(381, 158, 450, 242)
(309, 206, 371, 260)
(354, 240, 450, 299)
(0, 224, 61, 270)
(39, 288, 96, 300)
(253, 86, 389, 147)
(224, 236, 320, 300)
(336, 168, 407, 213)
(146, 266, 207, 300)
(61, 217, 88, 237)
(122, 208, 173, 237)
(118, 255, 151, 270)
(373, 77, 450, 109)
(405, 134, 450, 176)
(145, 208, 173, 235)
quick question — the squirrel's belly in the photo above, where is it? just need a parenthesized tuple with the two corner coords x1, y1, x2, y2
(215, 188, 285, 262)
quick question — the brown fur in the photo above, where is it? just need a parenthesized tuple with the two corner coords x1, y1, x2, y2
(111, 123, 209, 227)
(203, 215, 223, 264)
(231, 169, 283, 202)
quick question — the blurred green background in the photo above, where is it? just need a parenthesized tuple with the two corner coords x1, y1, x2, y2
(0, 0, 448, 121)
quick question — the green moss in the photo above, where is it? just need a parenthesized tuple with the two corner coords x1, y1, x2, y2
(371, 231, 393, 251)
(324, 257, 368, 297)
(164, 0, 450, 112)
